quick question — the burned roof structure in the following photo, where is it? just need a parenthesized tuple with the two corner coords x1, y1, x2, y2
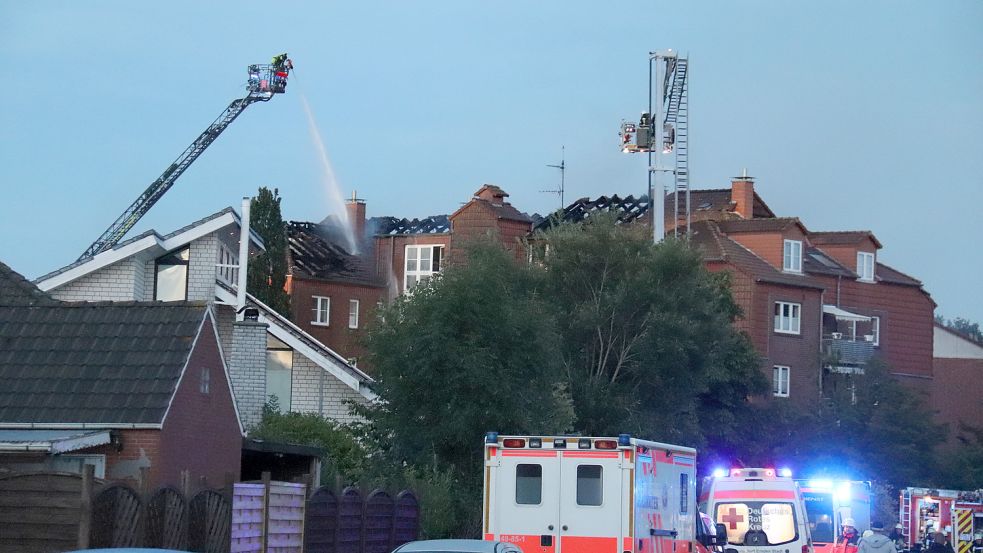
(287, 221, 383, 286)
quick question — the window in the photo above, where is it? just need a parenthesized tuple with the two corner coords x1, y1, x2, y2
(312, 296, 330, 326)
(715, 502, 799, 546)
(349, 299, 360, 329)
(773, 366, 790, 397)
(267, 334, 293, 412)
(857, 252, 875, 282)
(155, 247, 190, 301)
(783, 240, 802, 273)
(774, 302, 801, 335)
(200, 367, 210, 394)
(216, 244, 238, 285)
(515, 464, 542, 505)
(871, 316, 880, 347)
(404, 245, 443, 291)
(577, 465, 603, 506)
(680, 473, 689, 513)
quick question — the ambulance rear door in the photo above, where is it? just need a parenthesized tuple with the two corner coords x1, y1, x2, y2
(557, 448, 625, 553)
(492, 447, 562, 553)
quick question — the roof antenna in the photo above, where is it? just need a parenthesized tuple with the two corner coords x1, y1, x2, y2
(542, 146, 566, 208)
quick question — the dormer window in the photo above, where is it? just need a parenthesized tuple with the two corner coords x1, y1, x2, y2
(155, 246, 190, 301)
(857, 252, 875, 282)
(783, 240, 802, 273)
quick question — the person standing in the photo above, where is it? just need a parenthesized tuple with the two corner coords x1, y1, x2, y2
(927, 532, 954, 553)
(843, 518, 862, 546)
(890, 523, 907, 552)
(860, 522, 902, 553)
(970, 532, 982, 553)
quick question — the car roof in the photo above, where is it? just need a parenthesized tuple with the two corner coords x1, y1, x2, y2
(395, 539, 518, 552)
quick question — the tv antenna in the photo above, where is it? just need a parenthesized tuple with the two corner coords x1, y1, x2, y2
(542, 146, 566, 208)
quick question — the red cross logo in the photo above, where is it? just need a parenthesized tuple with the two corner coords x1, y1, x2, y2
(722, 508, 744, 529)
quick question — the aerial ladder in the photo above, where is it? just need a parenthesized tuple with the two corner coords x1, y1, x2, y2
(78, 54, 293, 261)
(619, 51, 690, 240)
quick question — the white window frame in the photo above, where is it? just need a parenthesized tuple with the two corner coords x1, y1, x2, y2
(216, 243, 238, 285)
(773, 365, 790, 398)
(349, 299, 360, 329)
(200, 367, 210, 394)
(404, 245, 443, 291)
(774, 301, 801, 335)
(857, 251, 875, 282)
(783, 240, 802, 273)
(871, 316, 880, 347)
(312, 296, 330, 326)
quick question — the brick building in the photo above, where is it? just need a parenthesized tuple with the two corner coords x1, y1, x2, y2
(932, 324, 983, 446)
(538, 173, 937, 405)
(0, 261, 241, 488)
(285, 185, 533, 369)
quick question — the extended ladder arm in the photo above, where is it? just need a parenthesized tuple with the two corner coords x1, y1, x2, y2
(78, 58, 291, 261)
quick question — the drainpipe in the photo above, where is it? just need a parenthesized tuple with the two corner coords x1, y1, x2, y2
(819, 289, 825, 399)
(236, 197, 250, 321)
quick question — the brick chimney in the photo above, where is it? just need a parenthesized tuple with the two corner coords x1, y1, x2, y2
(475, 184, 508, 206)
(731, 169, 755, 220)
(345, 190, 366, 239)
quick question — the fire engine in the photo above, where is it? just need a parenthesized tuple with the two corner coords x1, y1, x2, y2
(482, 433, 728, 553)
(796, 479, 872, 553)
(900, 487, 983, 553)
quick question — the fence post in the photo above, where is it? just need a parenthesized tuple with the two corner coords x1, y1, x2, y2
(77, 464, 94, 549)
(139, 466, 150, 496)
(262, 471, 272, 553)
(180, 470, 191, 499)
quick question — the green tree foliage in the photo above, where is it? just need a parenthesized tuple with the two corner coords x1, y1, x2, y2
(535, 215, 767, 448)
(358, 241, 575, 536)
(251, 399, 369, 485)
(247, 187, 290, 317)
(936, 314, 983, 344)
(938, 423, 983, 488)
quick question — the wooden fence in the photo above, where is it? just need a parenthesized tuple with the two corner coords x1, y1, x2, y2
(303, 486, 420, 553)
(0, 470, 102, 553)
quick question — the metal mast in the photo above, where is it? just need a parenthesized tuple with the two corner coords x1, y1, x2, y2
(543, 146, 566, 209)
(619, 50, 690, 242)
(78, 56, 293, 261)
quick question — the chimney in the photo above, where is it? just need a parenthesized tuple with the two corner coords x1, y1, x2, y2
(731, 168, 755, 220)
(476, 184, 508, 206)
(346, 190, 366, 240)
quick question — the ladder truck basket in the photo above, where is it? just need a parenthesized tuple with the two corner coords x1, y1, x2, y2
(247, 62, 291, 97)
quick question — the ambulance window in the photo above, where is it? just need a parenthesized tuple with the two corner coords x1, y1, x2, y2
(577, 465, 603, 506)
(680, 473, 689, 513)
(515, 464, 542, 505)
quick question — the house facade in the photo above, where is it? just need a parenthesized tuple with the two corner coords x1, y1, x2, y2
(932, 324, 983, 447)
(0, 262, 241, 488)
(32, 208, 374, 429)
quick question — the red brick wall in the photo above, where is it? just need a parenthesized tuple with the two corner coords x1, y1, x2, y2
(84, 429, 161, 487)
(932, 357, 983, 447)
(373, 234, 451, 295)
(290, 278, 386, 367)
(814, 238, 878, 272)
(758, 283, 824, 402)
(815, 274, 935, 378)
(157, 316, 242, 489)
(449, 203, 532, 262)
(727, 227, 808, 271)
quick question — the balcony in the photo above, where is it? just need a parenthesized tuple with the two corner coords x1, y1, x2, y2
(823, 335, 876, 371)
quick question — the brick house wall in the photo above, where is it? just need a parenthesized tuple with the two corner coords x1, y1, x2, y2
(374, 234, 451, 295)
(228, 320, 269, 430)
(759, 283, 824, 401)
(289, 278, 385, 368)
(725, 226, 808, 271)
(157, 317, 242, 489)
(813, 238, 878, 274)
(48, 258, 145, 302)
(448, 202, 531, 262)
(290, 355, 368, 424)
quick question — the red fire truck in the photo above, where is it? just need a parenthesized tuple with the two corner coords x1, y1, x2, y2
(901, 488, 983, 553)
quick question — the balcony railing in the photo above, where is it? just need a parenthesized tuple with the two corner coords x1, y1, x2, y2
(823, 336, 876, 367)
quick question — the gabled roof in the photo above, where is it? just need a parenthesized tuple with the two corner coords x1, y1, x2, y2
(715, 217, 809, 235)
(35, 208, 265, 291)
(449, 188, 534, 224)
(666, 189, 776, 219)
(803, 247, 857, 278)
(0, 261, 59, 307)
(0, 301, 210, 426)
(690, 220, 825, 290)
(810, 230, 883, 249)
(367, 215, 450, 236)
(875, 262, 923, 287)
(287, 222, 384, 287)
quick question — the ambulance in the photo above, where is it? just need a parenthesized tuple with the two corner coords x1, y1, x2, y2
(796, 479, 871, 553)
(482, 432, 726, 553)
(702, 468, 814, 553)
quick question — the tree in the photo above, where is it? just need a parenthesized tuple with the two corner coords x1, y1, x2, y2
(358, 241, 575, 536)
(247, 187, 290, 317)
(941, 316, 983, 344)
(535, 215, 767, 448)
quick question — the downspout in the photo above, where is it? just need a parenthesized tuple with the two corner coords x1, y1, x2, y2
(819, 289, 825, 399)
(236, 197, 250, 321)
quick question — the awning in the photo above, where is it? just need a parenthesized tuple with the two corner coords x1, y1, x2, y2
(0, 429, 112, 454)
(823, 305, 871, 323)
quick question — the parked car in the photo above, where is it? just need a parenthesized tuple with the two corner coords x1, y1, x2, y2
(393, 539, 522, 553)
(64, 550, 190, 553)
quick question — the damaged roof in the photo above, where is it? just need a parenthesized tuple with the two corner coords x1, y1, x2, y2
(533, 194, 651, 231)
(368, 215, 450, 236)
(665, 189, 776, 219)
(287, 222, 384, 286)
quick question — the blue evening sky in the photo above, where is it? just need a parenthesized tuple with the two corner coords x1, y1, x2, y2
(1, 1, 981, 322)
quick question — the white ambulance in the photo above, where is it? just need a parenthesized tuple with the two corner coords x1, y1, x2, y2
(702, 468, 813, 553)
(482, 432, 717, 553)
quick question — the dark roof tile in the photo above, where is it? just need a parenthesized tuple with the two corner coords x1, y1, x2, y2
(0, 261, 59, 307)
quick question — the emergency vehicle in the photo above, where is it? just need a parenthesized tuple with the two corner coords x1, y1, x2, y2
(701, 468, 814, 553)
(482, 433, 725, 553)
(796, 479, 872, 553)
(900, 488, 983, 553)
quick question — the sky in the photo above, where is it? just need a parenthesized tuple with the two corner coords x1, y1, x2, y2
(1, 1, 981, 322)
